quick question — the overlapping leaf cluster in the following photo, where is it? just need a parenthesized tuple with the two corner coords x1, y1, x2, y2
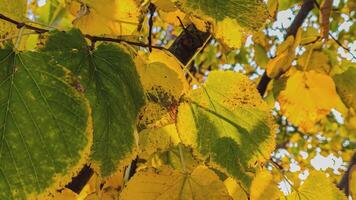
(0, 0, 354, 199)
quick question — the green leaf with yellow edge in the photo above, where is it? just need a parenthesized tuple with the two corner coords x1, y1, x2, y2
(0, 0, 27, 45)
(333, 67, 356, 110)
(70, 0, 140, 36)
(119, 166, 231, 200)
(177, 71, 275, 189)
(176, 0, 269, 31)
(0, 49, 92, 199)
(282, 171, 347, 200)
(175, 0, 268, 48)
(278, 70, 343, 133)
(136, 50, 189, 130)
(42, 29, 145, 177)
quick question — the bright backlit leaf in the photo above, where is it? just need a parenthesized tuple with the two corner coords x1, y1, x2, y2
(278, 70, 342, 132)
(120, 166, 231, 200)
(283, 171, 347, 200)
(250, 170, 282, 200)
(136, 50, 189, 130)
(70, 0, 140, 36)
(177, 0, 269, 31)
(177, 71, 275, 188)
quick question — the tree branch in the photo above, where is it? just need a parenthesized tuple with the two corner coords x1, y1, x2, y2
(337, 151, 356, 196)
(257, 0, 315, 96)
(0, 13, 168, 51)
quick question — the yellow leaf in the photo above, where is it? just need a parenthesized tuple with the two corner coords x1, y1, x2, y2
(250, 170, 282, 200)
(215, 17, 243, 49)
(267, 0, 279, 19)
(136, 50, 189, 129)
(152, 0, 177, 12)
(71, 0, 140, 36)
(224, 178, 248, 200)
(138, 124, 180, 160)
(278, 70, 341, 132)
(350, 165, 356, 200)
(159, 9, 187, 26)
(298, 45, 331, 74)
(0, 0, 27, 44)
(283, 171, 347, 200)
(119, 166, 231, 200)
(266, 35, 295, 78)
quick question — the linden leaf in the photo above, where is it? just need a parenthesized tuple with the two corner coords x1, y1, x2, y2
(250, 170, 282, 200)
(266, 35, 296, 78)
(153, 0, 177, 12)
(224, 178, 248, 200)
(278, 70, 340, 133)
(175, 0, 269, 48)
(42, 29, 145, 177)
(119, 166, 231, 200)
(297, 45, 331, 74)
(177, 71, 275, 188)
(176, 0, 269, 31)
(0, 49, 92, 199)
(215, 17, 243, 49)
(333, 67, 356, 110)
(70, 0, 140, 36)
(350, 165, 356, 200)
(136, 50, 189, 130)
(283, 171, 347, 200)
(267, 0, 279, 19)
(254, 44, 269, 68)
(138, 124, 180, 160)
(0, 0, 27, 45)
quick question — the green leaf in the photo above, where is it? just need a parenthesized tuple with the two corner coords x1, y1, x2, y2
(254, 44, 269, 68)
(177, 0, 269, 31)
(42, 29, 145, 177)
(177, 71, 275, 189)
(0, 49, 92, 199)
(333, 67, 356, 110)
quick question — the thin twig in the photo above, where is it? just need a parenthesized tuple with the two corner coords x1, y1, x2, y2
(257, 0, 315, 96)
(148, 3, 156, 52)
(0, 13, 169, 51)
(328, 31, 356, 60)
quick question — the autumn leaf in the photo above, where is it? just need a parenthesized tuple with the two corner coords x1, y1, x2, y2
(119, 166, 231, 200)
(278, 70, 341, 132)
(177, 71, 275, 188)
(0, 48, 92, 199)
(283, 171, 347, 200)
(70, 0, 140, 36)
(42, 29, 145, 177)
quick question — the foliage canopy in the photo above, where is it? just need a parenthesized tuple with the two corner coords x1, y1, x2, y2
(0, 0, 355, 199)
